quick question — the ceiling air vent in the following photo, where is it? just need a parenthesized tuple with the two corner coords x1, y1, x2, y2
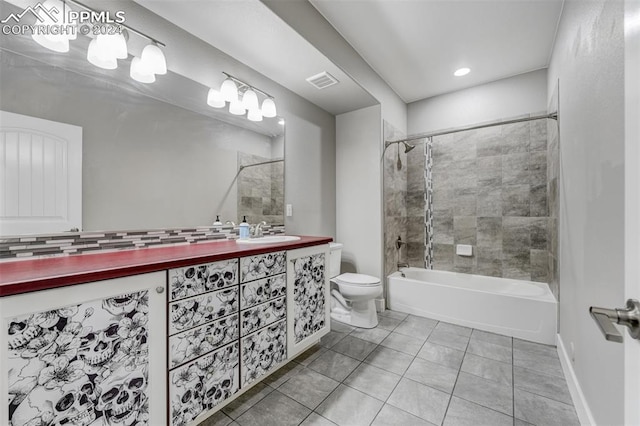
(306, 71, 339, 89)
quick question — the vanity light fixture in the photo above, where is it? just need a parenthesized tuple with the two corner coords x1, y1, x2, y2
(140, 43, 167, 75)
(208, 72, 278, 121)
(31, 0, 76, 53)
(206, 88, 226, 108)
(220, 78, 239, 102)
(30, 0, 167, 83)
(87, 38, 117, 70)
(454, 67, 471, 77)
(261, 98, 277, 118)
(229, 98, 246, 115)
(130, 56, 156, 83)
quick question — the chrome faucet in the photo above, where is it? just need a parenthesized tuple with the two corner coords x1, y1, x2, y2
(251, 221, 268, 238)
(225, 221, 236, 227)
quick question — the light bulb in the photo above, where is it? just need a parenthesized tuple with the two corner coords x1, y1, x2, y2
(229, 98, 246, 115)
(130, 56, 155, 83)
(141, 44, 167, 75)
(31, 0, 75, 51)
(247, 108, 263, 122)
(97, 33, 127, 59)
(261, 98, 277, 118)
(242, 89, 259, 111)
(220, 79, 238, 103)
(207, 88, 225, 108)
(87, 38, 117, 70)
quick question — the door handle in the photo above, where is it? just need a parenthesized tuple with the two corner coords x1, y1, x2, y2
(589, 299, 640, 343)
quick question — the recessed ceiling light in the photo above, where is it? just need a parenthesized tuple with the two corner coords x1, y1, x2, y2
(454, 67, 471, 77)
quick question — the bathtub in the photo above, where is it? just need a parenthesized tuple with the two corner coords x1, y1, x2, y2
(387, 268, 557, 345)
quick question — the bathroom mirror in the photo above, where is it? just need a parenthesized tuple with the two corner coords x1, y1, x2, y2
(0, 28, 285, 235)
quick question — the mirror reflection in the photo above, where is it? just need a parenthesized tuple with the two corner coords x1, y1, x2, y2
(0, 32, 284, 235)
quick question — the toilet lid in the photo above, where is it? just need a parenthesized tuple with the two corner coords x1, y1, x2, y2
(335, 273, 380, 286)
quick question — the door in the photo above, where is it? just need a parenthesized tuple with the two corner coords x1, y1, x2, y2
(593, 4, 640, 425)
(0, 111, 82, 235)
(286, 244, 331, 359)
(624, 2, 640, 424)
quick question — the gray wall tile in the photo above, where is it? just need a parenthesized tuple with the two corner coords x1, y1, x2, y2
(454, 216, 477, 245)
(477, 218, 503, 248)
(503, 153, 530, 185)
(477, 188, 503, 217)
(502, 185, 531, 216)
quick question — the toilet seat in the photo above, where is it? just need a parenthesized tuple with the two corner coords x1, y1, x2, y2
(334, 273, 380, 287)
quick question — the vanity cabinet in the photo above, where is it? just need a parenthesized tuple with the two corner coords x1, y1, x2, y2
(0, 239, 332, 426)
(167, 259, 240, 426)
(286, 245, 331, 359)
(0, 272, 168, 426)
(238, 251, 288, 387)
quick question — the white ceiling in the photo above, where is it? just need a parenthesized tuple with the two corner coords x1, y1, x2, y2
(134, 0, 378, 115)
(310, 0, 564, 103)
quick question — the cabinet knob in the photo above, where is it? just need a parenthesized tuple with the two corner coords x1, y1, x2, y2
(156, 286, 165, 294)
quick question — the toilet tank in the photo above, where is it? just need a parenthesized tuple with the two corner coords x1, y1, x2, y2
(329, 242, 343, 278)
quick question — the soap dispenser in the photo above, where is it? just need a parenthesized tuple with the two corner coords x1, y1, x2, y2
(213, 215, 223, 226)
(239, 216, 250, 240)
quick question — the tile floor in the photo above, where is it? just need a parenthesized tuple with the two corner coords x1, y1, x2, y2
(198, 310, 579, 426)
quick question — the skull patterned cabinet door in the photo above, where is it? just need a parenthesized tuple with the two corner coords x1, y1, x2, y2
(0, 272, 168, 426)
(286, 244, 331, 359)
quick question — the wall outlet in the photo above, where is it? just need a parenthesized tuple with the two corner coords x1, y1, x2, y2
(286, 204, 293, 217)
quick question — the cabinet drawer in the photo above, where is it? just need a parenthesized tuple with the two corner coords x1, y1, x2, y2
(169, 287, 239, 335)
(240, 251, 286, 283)
(240, 273, 286, 310)
(240, 296, 286, 336)
(169, 258, 238, 301)
(169, 313, 239, 369)
(241, 319, 286, 386)
(169, 341, 239, 426)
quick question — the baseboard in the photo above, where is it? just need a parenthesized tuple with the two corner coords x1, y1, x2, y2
(556, 334, 596, 426)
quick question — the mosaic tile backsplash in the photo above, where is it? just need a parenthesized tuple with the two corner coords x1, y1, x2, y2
(0, 224, 285, 260)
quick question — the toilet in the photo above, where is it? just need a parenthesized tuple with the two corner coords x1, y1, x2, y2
(329, 242, 383, 328)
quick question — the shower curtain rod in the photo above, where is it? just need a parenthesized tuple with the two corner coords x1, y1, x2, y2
(238, 158, 284, 172)
(385, 112, 558, 148)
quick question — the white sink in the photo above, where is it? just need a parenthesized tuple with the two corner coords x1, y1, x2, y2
(236, 235, 301, 244)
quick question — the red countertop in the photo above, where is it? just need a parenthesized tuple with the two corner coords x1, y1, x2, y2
(0, 236, 332, 297)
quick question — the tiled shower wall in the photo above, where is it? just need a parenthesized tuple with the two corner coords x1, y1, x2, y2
(237, 152, 284, 225)
(430, 117, 554, 282)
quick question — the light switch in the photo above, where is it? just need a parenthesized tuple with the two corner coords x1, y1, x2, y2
(286, 204, 293, 217)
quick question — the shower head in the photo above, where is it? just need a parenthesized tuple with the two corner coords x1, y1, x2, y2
(402, 142, 416, 153)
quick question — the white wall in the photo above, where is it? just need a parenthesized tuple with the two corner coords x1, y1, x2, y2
(408, 69, 548, 134)
(547, 1, 625, 424)
(336, 105, 382, 277)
